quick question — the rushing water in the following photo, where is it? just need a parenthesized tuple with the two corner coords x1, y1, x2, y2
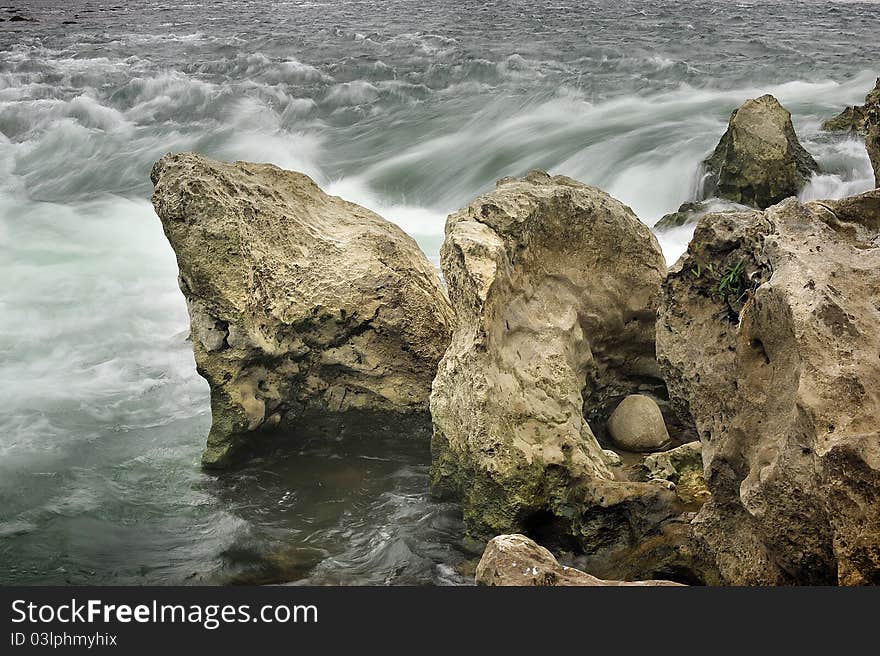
(1, 0, 877, 585)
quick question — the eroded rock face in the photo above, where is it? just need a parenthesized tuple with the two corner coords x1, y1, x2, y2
(701, 94, 819, 209)
(475, 534, 683, 586)
(657, 189, 880, 585)
(431, 170, 676, 551)
(151, 152, 454, 467)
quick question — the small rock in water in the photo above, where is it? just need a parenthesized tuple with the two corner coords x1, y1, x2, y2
(643, 441, 702, 480)
(607, 394, 671, 452)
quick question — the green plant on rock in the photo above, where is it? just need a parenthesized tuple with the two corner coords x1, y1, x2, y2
(716, 258, 746, 300)
(690, 257, 750, 304)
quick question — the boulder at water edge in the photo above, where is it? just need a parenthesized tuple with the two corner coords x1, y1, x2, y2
(150, 153, 454, 468)
(701, 94, 819, 209)
(475, 534, 683, 586)
(657, 188, 880, 585)
(430, 171, 676, 553)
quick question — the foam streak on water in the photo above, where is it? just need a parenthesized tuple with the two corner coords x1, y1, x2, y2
(0, 0, 877, 585)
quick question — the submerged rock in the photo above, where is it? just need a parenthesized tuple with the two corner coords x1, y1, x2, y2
(150, 153, 453, 468)
(657, 188, 880, 585)
(475, 534, 683, 586)
(431, 170, 676, 552)
(701, 94, 819, 209)
(653, 199, 751, 231)
(607, 394, 671, 452)
(821, 78, 880, 135)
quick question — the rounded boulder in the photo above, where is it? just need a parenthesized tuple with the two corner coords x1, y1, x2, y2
(607, 395, 670, 452)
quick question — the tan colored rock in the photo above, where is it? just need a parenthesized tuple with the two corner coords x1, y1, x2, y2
(607, 394, 671, 452)
(475, 534, 683, 586)
(150, 152, 454, 468)
(657, 188, 880, 585)
(701, 94, 819, 209)
(430, 170, 676, 552)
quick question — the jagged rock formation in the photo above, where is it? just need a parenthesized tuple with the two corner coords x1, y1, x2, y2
(657, 189, 880, 585)
(430, 170, 676, 553)
(150, 152, 454, 468)
(822, 78, 880, 134)
(701, 94, 819, 209)
(475, 534, 683, 586)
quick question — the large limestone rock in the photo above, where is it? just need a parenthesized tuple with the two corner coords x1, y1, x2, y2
(821, 78, 880, 134)
(607, 394, 671, 452)
(701, 94, 819, 209)
(151, 153, 454, 468)
(657, 188, 880, 585)
(431, 170, 676, 551)
(475, 534, 683, 586)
